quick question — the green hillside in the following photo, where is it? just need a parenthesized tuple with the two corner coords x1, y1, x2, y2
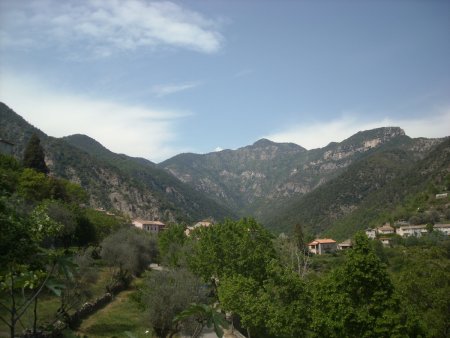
(0, 102, 234, 224)
(267, 137, 450, 239)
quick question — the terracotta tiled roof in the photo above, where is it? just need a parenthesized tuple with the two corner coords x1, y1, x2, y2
(308, 238, 336, 245)
(377, 224, 394, 231)
(134, 219, 165, 226)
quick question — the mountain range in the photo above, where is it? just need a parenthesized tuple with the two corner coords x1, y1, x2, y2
(1, 101, 448, 238)
(0, 102, 234, 223)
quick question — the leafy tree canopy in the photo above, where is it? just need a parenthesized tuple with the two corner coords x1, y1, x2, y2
(23, 133, 49, 175)
(188, 218, 276, 284)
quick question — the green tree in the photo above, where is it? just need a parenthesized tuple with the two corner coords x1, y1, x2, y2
(134, 269, 207, 338)
(311, 232, 406, 337)
(56, 248, 99, 321)
(0, 197, 67, 338)
(173, 303, 228, 338)
(158, 223, 188, 267)
(0, 154, 21, 194)
(188, 218, 276, 285)
(218, 261, 311, 338)
(101, 228, 158, 290)
(18, 168, 50, 201)
(23, 134, 49, 175)
(393, 247, 449, 337)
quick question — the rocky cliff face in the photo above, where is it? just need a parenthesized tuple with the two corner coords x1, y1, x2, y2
(0, 102, 234, 223)
(161, 127, 442, 217)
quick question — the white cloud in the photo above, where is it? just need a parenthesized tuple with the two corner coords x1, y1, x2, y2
(214, 147, 223, 152)
(151, 82, 200, 97)
(1, 0, 223, 56)
(0, 71, 189, 162)
(265, 112, 450, 149)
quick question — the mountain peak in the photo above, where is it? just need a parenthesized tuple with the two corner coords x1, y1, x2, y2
(252, 138, 276, 147)
(63, 134, 111, 155)
(251, 138, 306, 152)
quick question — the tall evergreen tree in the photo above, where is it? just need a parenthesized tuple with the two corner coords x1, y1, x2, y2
(23, 134, 49, 175)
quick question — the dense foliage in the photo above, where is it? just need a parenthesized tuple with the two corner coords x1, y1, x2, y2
(0, 153, 142, 337)
(23, 134, 49, 175)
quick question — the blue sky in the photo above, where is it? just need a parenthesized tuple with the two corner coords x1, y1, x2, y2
(1, 0, 449, 162)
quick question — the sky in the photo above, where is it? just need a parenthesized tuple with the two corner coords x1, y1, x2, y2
(0, 0, 449, 162)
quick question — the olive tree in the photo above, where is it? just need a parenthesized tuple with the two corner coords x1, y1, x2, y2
(134, 269, 208, 338)
(101, 227, 157, 290)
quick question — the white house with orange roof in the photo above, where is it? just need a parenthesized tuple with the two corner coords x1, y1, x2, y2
(132, 219, 166, 234)
(308, 238, 337, 255)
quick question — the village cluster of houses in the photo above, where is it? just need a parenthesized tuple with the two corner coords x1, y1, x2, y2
(131, 218, 214, 235)
(365, 222, 450, 246)
(131, 217, 450, 256)
(307, 222, 450, 255)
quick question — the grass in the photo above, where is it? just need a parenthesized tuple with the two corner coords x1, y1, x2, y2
(0, 267, 116, 337)
(75, 282, 152, 338)
(0, 293, 61, 337)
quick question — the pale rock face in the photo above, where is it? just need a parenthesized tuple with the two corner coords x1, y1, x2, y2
(160, 126, 442, 219)
(241, 170, 265, 179)
(364, 139, 381, 149)
(168, 168, 192, 183)
(64, 166, 82, 185)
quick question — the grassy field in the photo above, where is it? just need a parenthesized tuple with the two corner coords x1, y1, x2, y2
(74, 281, 152, 338)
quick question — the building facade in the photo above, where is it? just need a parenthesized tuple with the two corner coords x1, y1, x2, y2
(132, 219, 166, 234)
(308, 239, 337, 255)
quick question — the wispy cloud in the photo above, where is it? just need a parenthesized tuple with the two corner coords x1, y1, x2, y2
(265, 112, 450, 149)
(0, 0, 223, 57)
(151, 82, 200, 98)
(0, 71, 190, 162)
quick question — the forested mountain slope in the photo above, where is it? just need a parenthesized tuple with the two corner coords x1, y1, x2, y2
(0, 102, 234, 223)
(161, 127, 442, 221)
(266, 137, 450, 239)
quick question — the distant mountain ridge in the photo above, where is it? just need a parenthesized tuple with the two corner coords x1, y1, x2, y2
(2, 100, 447, 238)
(160, 126, 442, 222)
(0, 102, 235, 223)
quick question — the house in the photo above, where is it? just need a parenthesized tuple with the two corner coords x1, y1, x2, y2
(397, 224, 428, 237)
(376, 223, 395, 235)
(308, 239, 337, 255)
(338, 239, 353, 250)
(433, 224, 450, 236)
(132, 219, 166, 234)
(435, 193, 448, 200)
(0, 139, 14, 155)
(185, 220, 214, 236)
(365, 228, 377, 239)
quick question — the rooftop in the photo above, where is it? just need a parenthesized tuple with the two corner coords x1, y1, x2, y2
(308, 238, 337, 245)
(133, 219, 165, 226)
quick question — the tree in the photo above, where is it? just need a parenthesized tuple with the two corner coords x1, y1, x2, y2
(393, 247, 449, 337)
(134, 269, 208, 338)
(311, 232, 406, 337)
(275, 227, 311, 278)
(0, 197, 67, 338)
(158, 223, 188, 267)
(56, 248, 99, 322)
(188, 218, 276, 285)
(23, 134, 49, 175)
(218, 261, 311, 338)
(173, 303, 228, 338)
(101, 228, 158, 289)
